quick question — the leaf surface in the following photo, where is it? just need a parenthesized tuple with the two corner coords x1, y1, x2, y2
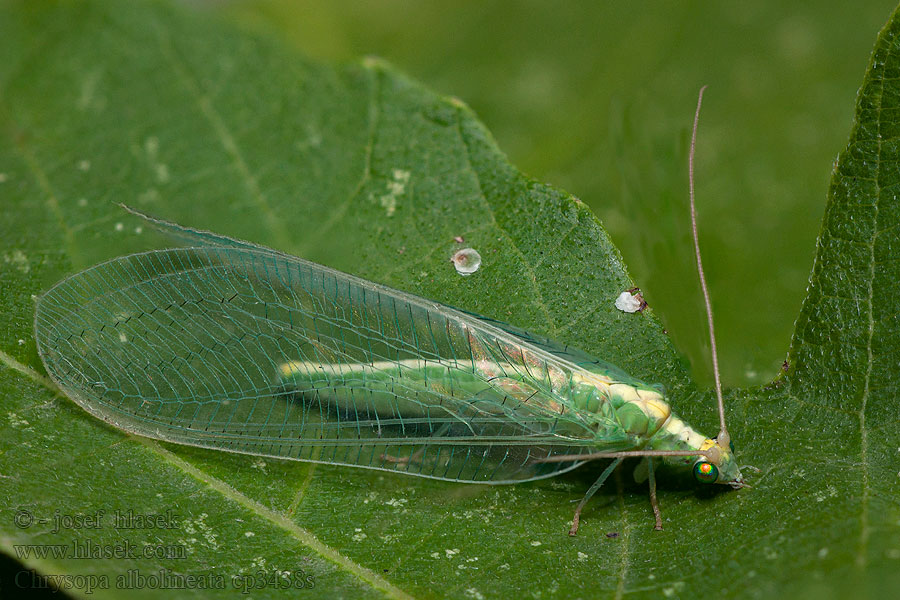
(1, 1, 899, 599)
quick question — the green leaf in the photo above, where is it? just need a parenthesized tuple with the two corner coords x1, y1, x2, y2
(0, 1, 684, 598)
(1, 1, 899, 599)
(229, 1, 897, 390)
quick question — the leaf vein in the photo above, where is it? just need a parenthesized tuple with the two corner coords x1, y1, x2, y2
(154, 25, 292, 250)
(453, 109, 559, 337)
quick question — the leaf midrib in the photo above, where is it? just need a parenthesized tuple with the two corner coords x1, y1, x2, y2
(853, 50, 882, 572)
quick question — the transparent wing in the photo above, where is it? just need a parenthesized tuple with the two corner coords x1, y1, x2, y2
(35, 216, 638, 483)
(126, 204, 658, 392)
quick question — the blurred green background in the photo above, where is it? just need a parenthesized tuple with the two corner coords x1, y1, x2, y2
(210, 0, 895, 387)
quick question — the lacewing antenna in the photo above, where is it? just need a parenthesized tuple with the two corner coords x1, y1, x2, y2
(689, 85, 730, 449)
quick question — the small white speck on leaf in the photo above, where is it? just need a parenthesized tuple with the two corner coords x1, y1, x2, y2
(115, 222, 124, 232)
(181, 513, 219, 551)
(77, 159, 91, 172)
(8, 412, 29, 428)
(530, 540, 541, 547)
(135, 226, 143, 234)
(615, 289, 645, 313)
(156, 164, 170, 183)
(662, 582, 685, 597)
(77, 197, 88, 207)
(451, 248, 481, 275)
(145, 136, 159, 157)
(377, 168, 410, 217)
(17, 339, 25, 346)
(4, 250, 30, 274)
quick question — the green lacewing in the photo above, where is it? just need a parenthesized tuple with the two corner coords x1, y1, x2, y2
(33, 92, 745, 535)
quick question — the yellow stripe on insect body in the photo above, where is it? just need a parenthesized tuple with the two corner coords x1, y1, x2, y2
(280, 359, 437, 378)
(571, 371, 615, 389)
(660, 416, 708, 450)
(639, 394, 671, 422)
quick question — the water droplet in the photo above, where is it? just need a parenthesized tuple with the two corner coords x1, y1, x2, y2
(451, 248, 481, 275)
